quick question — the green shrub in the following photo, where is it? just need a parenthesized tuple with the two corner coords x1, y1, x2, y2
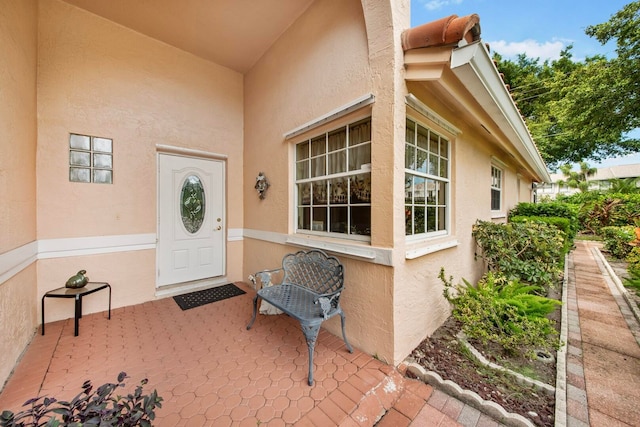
(510, 215, 573, 254)
(0, 372, 162, 427)
(565, 193, 640, 233)
(627, 247, 640, 271)
(509, 202, 579, 239)
(600, 226, 635, 259)
(472, 220, 564, 289)
(441, 270, 561, 357)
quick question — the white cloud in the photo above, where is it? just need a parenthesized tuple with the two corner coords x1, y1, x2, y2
(488, 39, 566, 61)
(422, 0, 464, 11)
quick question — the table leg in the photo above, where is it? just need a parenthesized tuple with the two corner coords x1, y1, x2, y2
(74, 295, 81, 337)
(41, 295, 45, 335)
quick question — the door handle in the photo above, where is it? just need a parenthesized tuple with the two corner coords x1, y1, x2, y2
(216, 226, 222, 231)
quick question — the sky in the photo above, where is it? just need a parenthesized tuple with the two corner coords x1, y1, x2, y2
(411, 0, 640, 169)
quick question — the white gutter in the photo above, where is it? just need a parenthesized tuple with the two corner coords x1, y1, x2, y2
(450, 41, 551, 182)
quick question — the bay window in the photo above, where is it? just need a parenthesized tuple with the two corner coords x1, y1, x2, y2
(405, 118, 449, 237)
(295, 118, 371, 239)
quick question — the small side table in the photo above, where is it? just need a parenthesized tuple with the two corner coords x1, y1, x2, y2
(42, 282, 111, 336)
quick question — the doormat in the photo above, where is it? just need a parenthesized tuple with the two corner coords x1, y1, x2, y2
(173, 283, 246, 310)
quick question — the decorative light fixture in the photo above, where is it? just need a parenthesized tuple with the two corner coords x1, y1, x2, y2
(254, 172, 269, 200)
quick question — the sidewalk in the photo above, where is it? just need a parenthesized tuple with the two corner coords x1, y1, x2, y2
(563, 241, 640, 426)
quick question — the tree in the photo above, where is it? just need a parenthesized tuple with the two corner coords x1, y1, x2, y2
(494, 1, 640, 168)
(557, 162, 597, 192)
(607, 176, 640, 193)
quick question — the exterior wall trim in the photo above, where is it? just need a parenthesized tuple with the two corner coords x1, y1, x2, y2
(283, 93, 375, 140)
(0, 241, 38, 285)
(244, 228, 393, 266)
(38, 234, 157, 259)
(405, 239, 459, 259)
(0, 229, 245, 285)
(228, 228, 243, 242)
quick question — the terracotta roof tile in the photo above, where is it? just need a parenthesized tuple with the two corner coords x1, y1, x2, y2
(402, 14, 481, 51)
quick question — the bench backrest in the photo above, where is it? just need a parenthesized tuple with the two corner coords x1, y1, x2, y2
(281, 250, 344, 295)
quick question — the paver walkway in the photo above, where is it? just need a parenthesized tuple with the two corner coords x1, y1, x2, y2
(565, 241, 640, 427)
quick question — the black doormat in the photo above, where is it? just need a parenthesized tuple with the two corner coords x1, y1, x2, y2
(173, 283, 246, 310)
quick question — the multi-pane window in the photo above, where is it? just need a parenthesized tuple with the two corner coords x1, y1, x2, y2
(405, 118, 449, 236)
(295, 118, 371, 239)
(69, 133, 113, 183)
(491, 165, 502, 211)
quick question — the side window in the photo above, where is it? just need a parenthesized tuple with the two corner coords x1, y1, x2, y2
(491, 165, 502, 211)
(405, 118, 449, 237)
(295, 118, 371, 239)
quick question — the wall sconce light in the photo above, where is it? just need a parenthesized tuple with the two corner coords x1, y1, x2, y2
(255, 172, 270, 200)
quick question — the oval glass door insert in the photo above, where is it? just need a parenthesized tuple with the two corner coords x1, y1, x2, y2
(180, 175, 206, 233)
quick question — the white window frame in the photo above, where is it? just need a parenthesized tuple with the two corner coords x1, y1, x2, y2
(404, 117, 450, 239)
(294, 117, 372, 241)
(491, 164, 503, 213)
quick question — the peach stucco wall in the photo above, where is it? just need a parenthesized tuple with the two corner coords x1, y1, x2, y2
(35, 0, 244, 319)
(393, 81, 537, 362)
(243, 0, 411, 363)
(1, 0, 37, 253)
(0, 0, 38, 388)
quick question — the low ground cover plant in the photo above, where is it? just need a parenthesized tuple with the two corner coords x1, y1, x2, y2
(441, 270, 561, 357)
(0, 372, 162, 427)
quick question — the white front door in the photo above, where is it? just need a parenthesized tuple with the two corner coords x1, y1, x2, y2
(157, 154, 225, 287)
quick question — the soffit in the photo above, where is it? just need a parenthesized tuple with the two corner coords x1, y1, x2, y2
(61, 0, 315, 73)
(404, 44, 550, 183)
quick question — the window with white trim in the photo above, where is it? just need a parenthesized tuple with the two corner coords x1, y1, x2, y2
(295, 118, 371, 239)
(405, 118, 449, 236)
(491, 165, 502, 211)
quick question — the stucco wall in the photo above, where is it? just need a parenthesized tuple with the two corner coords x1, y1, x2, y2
(393, 81, 538, 362)
(36, 0, 244, 318)
(243, 0, 405, 362)
(0, 0, 38, 389)
(1, 0, 38, 253)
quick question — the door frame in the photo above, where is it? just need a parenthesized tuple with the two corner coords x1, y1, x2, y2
(155, 145, 229, 296)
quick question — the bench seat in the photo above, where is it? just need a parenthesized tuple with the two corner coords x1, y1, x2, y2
(247, 250, 353, 385)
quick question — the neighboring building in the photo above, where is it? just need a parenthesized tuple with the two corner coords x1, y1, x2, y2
(536, 164, 640, 199)
(1, 0, 549, 386)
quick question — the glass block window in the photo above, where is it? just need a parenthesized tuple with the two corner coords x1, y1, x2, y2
(295, 117, 371, 239)
(69, 133, 113, 184)
(405, 118, 449, 237)
(491, 165, 502, 211)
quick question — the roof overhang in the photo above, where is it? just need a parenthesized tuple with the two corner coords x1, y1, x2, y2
(404, 41, 551, 183)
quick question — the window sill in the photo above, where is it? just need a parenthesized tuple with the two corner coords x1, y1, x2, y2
(405, 239, 459, 259)
(286, 236, 376, 260)
(491, 212, 506, 219)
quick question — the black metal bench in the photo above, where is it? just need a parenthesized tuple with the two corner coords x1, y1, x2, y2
(247, 249, 353, 385)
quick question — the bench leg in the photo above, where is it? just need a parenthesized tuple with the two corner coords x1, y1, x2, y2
(246, 295, 260, 330)
(301, 324, 321, 386)
(340, 312, 354, 353)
